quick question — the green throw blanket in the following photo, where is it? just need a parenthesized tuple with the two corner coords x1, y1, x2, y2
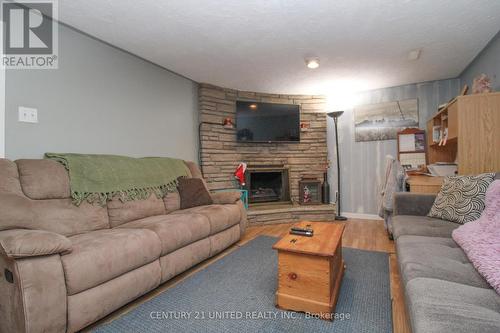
(45, 153, 191, 206)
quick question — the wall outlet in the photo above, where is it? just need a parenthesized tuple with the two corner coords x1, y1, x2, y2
(18, 107, 38, 123)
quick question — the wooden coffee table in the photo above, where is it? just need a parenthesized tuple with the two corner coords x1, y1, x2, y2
(272, 221, 345, 320)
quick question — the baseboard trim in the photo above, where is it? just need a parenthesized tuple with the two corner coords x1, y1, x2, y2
(342, 212, 383, 221)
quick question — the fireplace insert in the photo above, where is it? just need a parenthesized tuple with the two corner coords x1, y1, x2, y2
(245, 168, 290, 203)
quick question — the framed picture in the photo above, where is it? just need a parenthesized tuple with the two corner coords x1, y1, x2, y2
(354, 99, 419, 142)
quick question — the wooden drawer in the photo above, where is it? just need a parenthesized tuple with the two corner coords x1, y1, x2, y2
(277, 251, 332, 304)
(275, 239, 345, 319)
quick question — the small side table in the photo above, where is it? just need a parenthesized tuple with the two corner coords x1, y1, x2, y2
(273, 221, 345, 320)
(211, 188, 248, 209)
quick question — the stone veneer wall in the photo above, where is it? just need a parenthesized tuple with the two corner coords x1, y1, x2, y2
(199, 83, 328, 203)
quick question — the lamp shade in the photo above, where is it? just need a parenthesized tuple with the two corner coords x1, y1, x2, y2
(327, 111, 344, 118)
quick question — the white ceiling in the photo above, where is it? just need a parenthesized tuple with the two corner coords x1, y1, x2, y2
(58, 0, 500, 95)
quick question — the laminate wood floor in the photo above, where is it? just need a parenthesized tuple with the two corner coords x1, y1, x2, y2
(85, 219, 411, 333)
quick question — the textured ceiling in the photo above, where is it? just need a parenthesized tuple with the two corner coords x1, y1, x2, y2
(58, 0, 500, 94)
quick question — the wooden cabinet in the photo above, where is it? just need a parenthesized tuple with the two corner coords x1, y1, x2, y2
(447, 102, 458, 140)
(407, 175, 444, 194)
(273, 222, 345, 320)
(427, 92, 500, 175)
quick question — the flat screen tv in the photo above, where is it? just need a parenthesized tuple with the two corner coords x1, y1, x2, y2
(236, 101, 300, 143)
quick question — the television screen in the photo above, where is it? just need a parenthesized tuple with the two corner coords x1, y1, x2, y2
(236, 101, 300, 143)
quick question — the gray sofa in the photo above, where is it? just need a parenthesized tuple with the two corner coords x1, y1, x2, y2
(0, 158, 247, 333)
(393, 192, 500, 333)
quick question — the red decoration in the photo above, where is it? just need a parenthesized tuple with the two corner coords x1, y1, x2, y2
(234, 162, 247, 186)
(223, 118, 235, 129)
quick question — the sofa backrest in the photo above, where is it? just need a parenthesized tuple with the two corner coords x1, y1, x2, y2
(106, 160, 201, 227)
(0, 159, 110, 236)
(0, 158, 207, 233)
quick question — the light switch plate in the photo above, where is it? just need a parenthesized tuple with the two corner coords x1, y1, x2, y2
(18, 107, 38, 123)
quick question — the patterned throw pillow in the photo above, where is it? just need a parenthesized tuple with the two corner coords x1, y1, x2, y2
(428, 173, 495, 224)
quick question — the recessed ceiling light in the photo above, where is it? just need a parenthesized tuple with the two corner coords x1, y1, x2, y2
(249, 104, 257, 109)
(305, 57, 320, 69)
(408, 49, 421, 61)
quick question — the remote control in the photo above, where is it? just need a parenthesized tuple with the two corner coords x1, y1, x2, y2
(291, 227, 313, 233)
(289, 229, 313, 237)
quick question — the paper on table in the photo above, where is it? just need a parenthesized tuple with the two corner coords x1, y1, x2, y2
(400, 152, 426, 169)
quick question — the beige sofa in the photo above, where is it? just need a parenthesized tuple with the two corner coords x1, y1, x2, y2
(0, 158, 247, 333)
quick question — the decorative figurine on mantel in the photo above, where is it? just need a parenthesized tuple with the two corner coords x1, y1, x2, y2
(472, 73, 493, 94)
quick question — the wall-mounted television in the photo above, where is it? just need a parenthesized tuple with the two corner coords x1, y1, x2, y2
(236, 101, 300, 143)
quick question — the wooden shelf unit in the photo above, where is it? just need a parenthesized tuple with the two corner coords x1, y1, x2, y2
(426, 92, 500, 175)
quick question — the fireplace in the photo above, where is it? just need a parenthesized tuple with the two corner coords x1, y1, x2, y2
(245, 167, 290, 204)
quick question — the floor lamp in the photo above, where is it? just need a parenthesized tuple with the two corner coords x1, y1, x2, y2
(327, 111, 347, 221)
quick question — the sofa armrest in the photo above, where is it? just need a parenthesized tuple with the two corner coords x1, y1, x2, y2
(393, 193, 436, 216)
(210, 191, 241, 205)
(0, 251, 68, 333)
(236, 200, 248, 236)
(0, 229, 72, 259)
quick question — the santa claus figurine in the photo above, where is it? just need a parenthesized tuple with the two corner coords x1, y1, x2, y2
(234, 162, 247, 186)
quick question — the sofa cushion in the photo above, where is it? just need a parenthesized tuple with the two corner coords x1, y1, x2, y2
(172, 204, 241, 235)
(31, 198, 110, 236)
(397, 235, 490, 288)
(159, 238, 211, 283)
(210, 224, 241, 256)
(0, 194, 110, 236)
(16, 159, 71, 199)
(164, 192, 181, 212)
(107, 194, 166, 228)
(67, 261, 161, 333)
(406, 278, 500, 333)
(118, 213, 211, 256)
(211, 191, 241, 205)
(428, 173, 495, 224)
(62, 228, 161, 295)
(0, 194, 36, 231)
(177, 177, 213, 209)
(392, 215, 459, 239)
(0, 159, 23, 195)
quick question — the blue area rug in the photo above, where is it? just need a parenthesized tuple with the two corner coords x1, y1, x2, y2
(94, 236, 392, 333)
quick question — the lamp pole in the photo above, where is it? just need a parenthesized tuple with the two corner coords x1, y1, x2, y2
(327, 111, 347, 221)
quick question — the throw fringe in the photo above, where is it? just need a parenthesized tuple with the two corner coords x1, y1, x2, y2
(72, 180, 180, 206)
